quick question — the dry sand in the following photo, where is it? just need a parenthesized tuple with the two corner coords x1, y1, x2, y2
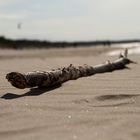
(0, 46, 140, 140)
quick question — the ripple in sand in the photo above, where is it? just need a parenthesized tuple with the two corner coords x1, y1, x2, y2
(73, 94, 139, 108)
(96, 94, 139, 101)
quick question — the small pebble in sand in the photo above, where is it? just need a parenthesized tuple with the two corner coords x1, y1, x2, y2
(73, 135, 77, 139)
(68, 115, 72, 119)
(95, 132, 99, 136)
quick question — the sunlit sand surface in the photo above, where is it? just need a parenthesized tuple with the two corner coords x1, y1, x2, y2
(0, 45, 140, 140)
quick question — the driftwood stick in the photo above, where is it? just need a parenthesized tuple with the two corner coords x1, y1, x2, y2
(6, 49, 135, 89)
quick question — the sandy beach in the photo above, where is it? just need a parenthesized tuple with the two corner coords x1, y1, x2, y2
(0, 46, 140, 140)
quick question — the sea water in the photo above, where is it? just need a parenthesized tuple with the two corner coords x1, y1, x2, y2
(107, 43, 140, 56)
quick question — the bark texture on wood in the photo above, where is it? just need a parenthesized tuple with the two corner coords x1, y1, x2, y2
(6, 50, 135, 89)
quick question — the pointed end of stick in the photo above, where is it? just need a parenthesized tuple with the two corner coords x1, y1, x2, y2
(129, 60, 137, 64)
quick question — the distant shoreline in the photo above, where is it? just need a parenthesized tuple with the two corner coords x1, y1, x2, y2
(0, 36, 140, 49)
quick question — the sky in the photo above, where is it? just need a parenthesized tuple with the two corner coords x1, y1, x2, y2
(0, 0, 140, 41)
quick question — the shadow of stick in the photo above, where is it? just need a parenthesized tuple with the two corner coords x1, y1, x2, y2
(1, 84, 61, 100)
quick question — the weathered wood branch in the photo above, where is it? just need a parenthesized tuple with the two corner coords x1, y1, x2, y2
(6, 49, 135, 89)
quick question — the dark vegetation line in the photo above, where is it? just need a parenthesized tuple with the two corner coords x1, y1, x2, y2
(0, 36, 140, 49)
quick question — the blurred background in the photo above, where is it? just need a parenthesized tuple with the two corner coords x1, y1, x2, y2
(0, 0, 140, 41)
